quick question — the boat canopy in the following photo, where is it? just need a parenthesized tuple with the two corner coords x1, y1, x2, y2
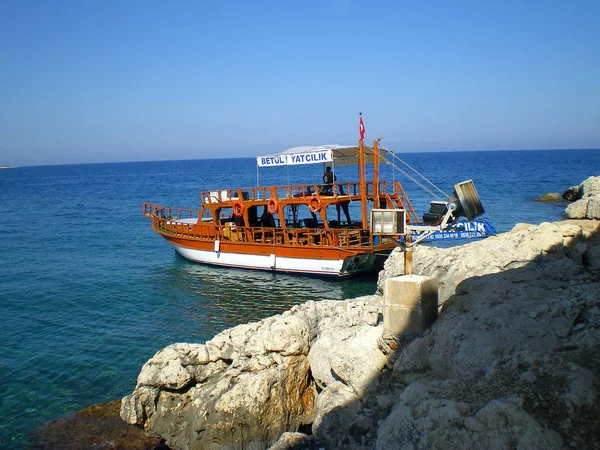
(257, 144, 393, 168)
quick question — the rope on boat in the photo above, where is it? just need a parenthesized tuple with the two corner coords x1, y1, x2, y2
(389, 163, 442, 200)
(125, 223, 152, 248)
(390, 153, 450, 199)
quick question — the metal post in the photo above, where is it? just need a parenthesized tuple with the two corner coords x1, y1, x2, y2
(404, 247, 413, 275)
(404, 233, 413, 275)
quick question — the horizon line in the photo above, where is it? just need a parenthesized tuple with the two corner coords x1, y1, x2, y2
(4, 147, 600, 169)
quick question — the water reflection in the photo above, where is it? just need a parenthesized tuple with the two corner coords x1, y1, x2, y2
(153, 256, 378, 339)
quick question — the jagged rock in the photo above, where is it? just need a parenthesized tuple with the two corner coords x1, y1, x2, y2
(377, 220, 600, 303)
(121, 326, 317, 449)
(393, 258, 585, 380)
(369, 219, 600, 450)
(122, 220, 600, 450)
(31, 400, 167, 450)
(535, 192, 560, 202)
(268, 432, 316, 449)
(376, 391, 564, 450)
(564, 176, 600, 219)
(582, 176, 600, 196)
(121, 298, 383, 450)
(566, 197, 600, 220)
(311, 381, 361, 436)
(374, 260, 600, 448)
(563, 185, 582, 201)
(309, 324, 386, 396)
(562, 176, 600, 201)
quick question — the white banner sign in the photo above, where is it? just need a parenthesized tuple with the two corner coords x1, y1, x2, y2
(257, 155, 287, 167)
(257, 150, 333, 167)
(287, 150, 332, 165)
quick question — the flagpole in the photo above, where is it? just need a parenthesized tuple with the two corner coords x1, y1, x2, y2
(373, 136, 380, 208)
(359, 113, 367, 228)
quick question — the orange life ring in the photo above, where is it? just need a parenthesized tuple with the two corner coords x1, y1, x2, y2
(308, 196, 322, 213)
(232, 200, 245, 217)
(267, 198, 279, 215)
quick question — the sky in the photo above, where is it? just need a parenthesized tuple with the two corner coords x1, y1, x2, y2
(0, 0, 599, 166)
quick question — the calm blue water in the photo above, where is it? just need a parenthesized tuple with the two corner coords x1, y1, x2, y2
(0, 149, 598, 447)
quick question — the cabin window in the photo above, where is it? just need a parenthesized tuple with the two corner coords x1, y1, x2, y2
(247, 206, 259, 227)
(217, 207, 234, 224)
(248, 206, 277, 228)
(200, 208, 212, 222)
(325, 202, 352, 227)
(283, 204, 322, 228)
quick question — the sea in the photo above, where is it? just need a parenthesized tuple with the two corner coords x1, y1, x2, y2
(0, 149, 599, 447)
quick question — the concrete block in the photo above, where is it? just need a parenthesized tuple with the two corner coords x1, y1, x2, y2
(383, 275, 438, 335)
(383, 306, 418, 334)
(384, 275, 438, 308)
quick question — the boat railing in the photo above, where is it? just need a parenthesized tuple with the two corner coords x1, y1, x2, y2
(144, 203, 209, 238)
(147, 203, 380, 249)
(217, 224, 374, 249)
(377, 181, 419, 223)
(144, 203, 198, 221)
(200, 181, 367, 205)
(200, 186, 275, 203)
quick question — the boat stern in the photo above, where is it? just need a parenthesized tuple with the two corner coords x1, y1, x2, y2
(340, 251, 389, 276)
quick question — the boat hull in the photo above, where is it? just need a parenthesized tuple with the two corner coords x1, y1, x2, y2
(170, 241, 387, 277)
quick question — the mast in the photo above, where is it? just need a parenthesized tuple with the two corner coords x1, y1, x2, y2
(359, 138, 367, 228)
(359, 113, 367, 227)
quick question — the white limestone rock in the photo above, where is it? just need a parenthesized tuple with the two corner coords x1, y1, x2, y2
(311, 381, 361, 435)
(378, 220, 600, 302)
(121, 311, 319, 449)
(369, 221, 600, 450)
(565, 198, 600, 219)
(564, 176, 600, 219)
(581, 176, 600, 197)
(120, 296, 383, 450)
(121, 220, 600, 450)
(376, 392, 564, 450)
(268, 432, 314, 450)
(309, 324, 386, 396)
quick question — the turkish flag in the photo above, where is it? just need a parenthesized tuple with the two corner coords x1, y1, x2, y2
(359, 115, 365, 140)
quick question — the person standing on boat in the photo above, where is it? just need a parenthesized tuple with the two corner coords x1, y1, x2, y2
(323, 166, 336, 185)
(322, 166, 336, 193)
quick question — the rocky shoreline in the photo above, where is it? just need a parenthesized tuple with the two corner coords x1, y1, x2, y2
(27, 401, 166, 450)
(537, 176, 600, 221)
(114, 218, 600, 449)
(563, 176, 600, 220)
(30, 178, 600, 449)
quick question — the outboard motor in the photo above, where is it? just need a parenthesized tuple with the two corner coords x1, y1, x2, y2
(422, 201, 450, 225)
(450, 180, 485, 221)
(422, 180, 484, 225)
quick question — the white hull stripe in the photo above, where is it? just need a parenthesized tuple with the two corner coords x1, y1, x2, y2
(172, 245, 376, 277)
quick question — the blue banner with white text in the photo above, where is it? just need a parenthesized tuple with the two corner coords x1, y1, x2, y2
(420, 218, 497, 242)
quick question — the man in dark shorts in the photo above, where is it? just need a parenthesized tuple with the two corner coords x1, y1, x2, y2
(322, 166, 336, 185)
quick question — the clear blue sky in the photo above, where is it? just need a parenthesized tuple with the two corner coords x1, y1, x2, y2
(1, 0, 598, 166)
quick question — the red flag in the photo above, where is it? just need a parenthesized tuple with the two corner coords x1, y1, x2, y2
(359, 114, 365, 140)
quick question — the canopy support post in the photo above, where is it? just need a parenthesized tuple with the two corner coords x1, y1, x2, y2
(256, 165, 260, 192)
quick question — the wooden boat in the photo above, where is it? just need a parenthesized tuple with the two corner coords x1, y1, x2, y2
(143, 133, 486, 277)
